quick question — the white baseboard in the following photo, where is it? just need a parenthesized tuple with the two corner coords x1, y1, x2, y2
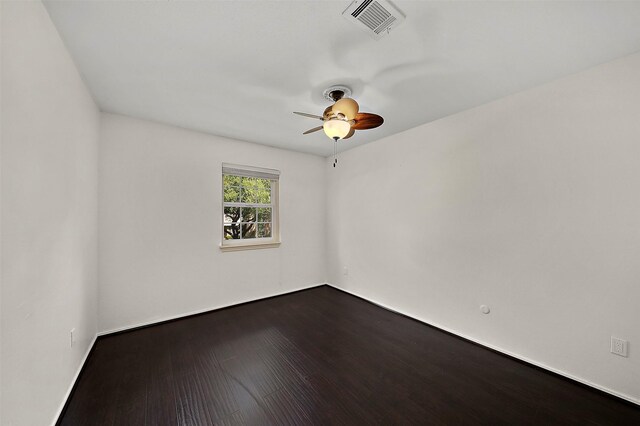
(97, 282, 326, 337)
(51, 334, 98, 426)
(326, 283, 640, 407)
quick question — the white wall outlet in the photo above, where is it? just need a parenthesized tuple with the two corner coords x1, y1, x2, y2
(343, 266, 349, 276)
(70, 328, 76, 348)
(611, 336, 628, 357)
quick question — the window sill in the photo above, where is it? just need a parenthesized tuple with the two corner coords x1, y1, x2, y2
(219, 241, 281, 252)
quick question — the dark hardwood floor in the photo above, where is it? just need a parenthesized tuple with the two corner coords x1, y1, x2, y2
(59, 286, 640, 425)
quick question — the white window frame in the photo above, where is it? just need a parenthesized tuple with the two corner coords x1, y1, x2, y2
(220, 163, 280, 251)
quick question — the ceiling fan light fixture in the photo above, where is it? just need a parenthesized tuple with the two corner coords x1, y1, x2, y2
(323, 118, 351, 140)
(332, 98, 359, 120)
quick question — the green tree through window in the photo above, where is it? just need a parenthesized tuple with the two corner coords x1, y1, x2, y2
(223, 175, 273, 241)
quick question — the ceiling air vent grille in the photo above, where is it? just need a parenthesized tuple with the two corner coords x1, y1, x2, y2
(343, 0, 405, 40)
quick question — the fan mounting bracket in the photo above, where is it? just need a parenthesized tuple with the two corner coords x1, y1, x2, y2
(323, 85, 352, 102)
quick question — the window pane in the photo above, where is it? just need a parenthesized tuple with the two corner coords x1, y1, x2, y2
(224, 224, 241, 240)
(241, 176, 258, 188)
(240, 188, 255, 204)
(258, 223, 271, 238)
(241, 207, 256, 222)
(242, 223, 256, 239)
(224, 186, 240, 203)
(223, 175, 242, 187)
(258, 208, 271, 222)
(241, 177, 271, 204)
(224, 207, 240, 224)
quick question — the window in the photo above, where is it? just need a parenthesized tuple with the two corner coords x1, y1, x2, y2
(221, 163, 280, 250)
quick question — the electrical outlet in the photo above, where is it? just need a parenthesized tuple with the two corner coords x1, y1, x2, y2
(70, 328, 76, 348)
(343, 267, 348, 276)
(611, 336, 628, 357)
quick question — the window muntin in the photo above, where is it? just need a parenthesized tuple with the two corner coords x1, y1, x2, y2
(221, 164, 279, 249)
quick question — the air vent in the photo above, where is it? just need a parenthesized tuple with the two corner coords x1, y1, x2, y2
(342, 0, 405, 40)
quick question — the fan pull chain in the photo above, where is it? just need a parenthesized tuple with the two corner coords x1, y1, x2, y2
(333, 137, 338, 167)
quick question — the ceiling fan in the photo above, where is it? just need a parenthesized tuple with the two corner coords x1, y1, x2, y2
(294, 85, 384, 166)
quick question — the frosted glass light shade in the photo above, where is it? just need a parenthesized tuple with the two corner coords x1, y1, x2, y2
(323, 119, 351, 140)
(332, 98, 359, 120)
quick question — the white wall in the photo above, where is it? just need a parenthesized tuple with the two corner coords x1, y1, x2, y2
(98, 113, 326, 333)
(327, 53, 640, 403)
(1, 2, 100, 425)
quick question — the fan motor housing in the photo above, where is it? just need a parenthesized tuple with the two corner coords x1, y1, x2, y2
(323, 85, 352, 102)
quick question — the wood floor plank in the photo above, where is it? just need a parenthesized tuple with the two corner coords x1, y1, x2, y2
(58, 286, 640, 425)
(144, 329, 178, 426)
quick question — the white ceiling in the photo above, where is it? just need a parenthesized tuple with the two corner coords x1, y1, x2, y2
(44, 1, 640, 156)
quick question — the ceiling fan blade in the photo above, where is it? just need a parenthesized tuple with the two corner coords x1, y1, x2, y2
(352, 113, 384, 130)
(293, 111, 324, 120)
(343, 128, 356, 139)
(303, 126, 323, 135)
